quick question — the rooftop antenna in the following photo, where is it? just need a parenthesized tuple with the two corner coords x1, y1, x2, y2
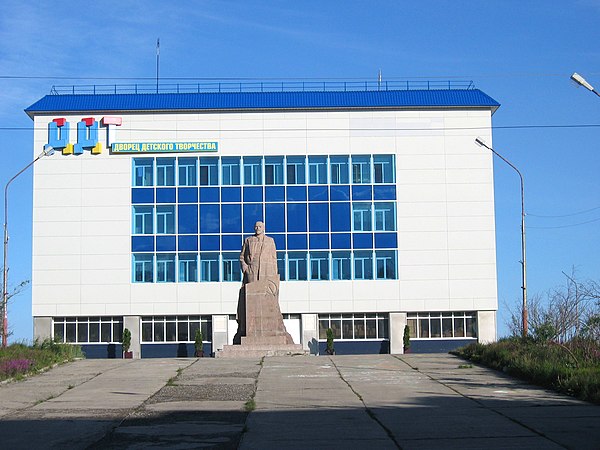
(378, 69, 382, 90)
(156, 38, 160, 94)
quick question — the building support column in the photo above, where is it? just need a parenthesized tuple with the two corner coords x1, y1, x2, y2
(301, 313, 319, 354)
(477, 311, 497, 344)
(212, 314, 229, 354)
(389, 312, 407, 354)
(33, 317, 52, 342)
(123, 316, 141, 358)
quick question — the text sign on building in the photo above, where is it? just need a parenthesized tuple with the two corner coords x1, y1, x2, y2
(111, 142, 218, 154)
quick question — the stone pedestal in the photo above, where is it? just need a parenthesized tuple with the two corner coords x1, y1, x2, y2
(217, 278, 305, 358)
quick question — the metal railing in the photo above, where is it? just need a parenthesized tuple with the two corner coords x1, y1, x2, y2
(49, 80, 475, 95)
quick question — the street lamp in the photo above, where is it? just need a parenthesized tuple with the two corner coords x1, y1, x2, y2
(2, 145, 55, 348)
(475, 137, 528, 337)
(570, 72, 600, 97)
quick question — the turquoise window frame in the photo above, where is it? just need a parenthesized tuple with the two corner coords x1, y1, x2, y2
(200, 253, 220, 281)
(178, 157, 197, 186)
(351, 155, 371, 184)
(156, 205, 175, 234)
(222, 157, 241, 185)
(265, 156, 284, 185)
(199, 157, 219, 186)
(133, 158, 154, 187)
(133, 206, 154, 234)
(222, 252, 242, 282)
(156, 253, 176, 282)
(374, 155, 395, 183)
(156, 158, 175, 186)
(374, 202, 395, 231)
(352, 203, 372, 231)
(133, 254, 154, 282)
(310, 251, 329, 280)
(354, 251, 373, 280)
(178, 254, 198, 282)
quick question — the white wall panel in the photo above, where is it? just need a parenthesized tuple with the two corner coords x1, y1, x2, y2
(31, 104, 498, 332)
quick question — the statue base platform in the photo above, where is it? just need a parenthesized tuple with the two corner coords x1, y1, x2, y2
(216, 343, 305, 358)
(216, 278, 307, 358)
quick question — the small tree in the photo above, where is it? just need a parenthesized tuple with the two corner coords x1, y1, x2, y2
(194, 328, 203, 357)
(403, 325, 411, 352)
(122, 328, 131, 353)
(325, 328, 335, 355)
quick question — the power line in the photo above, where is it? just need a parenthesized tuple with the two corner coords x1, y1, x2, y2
(528, 206, 600, 218)
(529, 217, 600, 229)
(2, 124, 600, 132)
(1, 72, 600, 81)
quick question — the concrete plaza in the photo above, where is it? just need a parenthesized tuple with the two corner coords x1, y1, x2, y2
(0, 354, 598, 449)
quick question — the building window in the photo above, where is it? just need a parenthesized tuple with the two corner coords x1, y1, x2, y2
(200, 253, 219, 281)
(156, 205, 175, 234)
(330, 156, 349, 184)
(352, 155, 371, 184)
(374, 202, 395, 231)
(222, 157, 241, 185)
(141, 315, 212, 343)
(156, 158, 175, 186)
(310, 251, 329, 280)
(265, 156, 284, 185)
(199, 157, 219, 186)
(133, 158, 153, 187)
(133, 206, 154, 234)
(406, 312, 478, 339)
(331, 251, 351, 280)
(308, 156, 327, 184)
(156, 253, 176, 282)
(375, 250, 397, 279)
(373, 155, 395, 183)
(53, 317, 123, 344)
(243, 156, 262, 185)
(178, 254, 197, 282)
(318, 313, 388, 340)
(354, 251, 373, 280)
(352, 203, 372, 231)
(178, 157, 197, 186)
(130, 154, 398, 283)
(288, 252, 308, 280)
(286, 156, 306, 184)
(222, 252, 241, 282)
(133, 253, 154, 282)
(277, 251, 286, 281)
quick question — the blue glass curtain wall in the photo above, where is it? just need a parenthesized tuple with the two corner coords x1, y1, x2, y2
(131, 155, 398, 283)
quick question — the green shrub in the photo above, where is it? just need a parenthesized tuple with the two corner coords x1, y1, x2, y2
(452, 337, 600, 404)
(326, 328, 335, 355)
(0, 339, 83, 381)
(122, 328, 131, 353)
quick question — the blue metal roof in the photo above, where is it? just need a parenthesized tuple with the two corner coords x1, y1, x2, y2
(25, 89, 499, 117)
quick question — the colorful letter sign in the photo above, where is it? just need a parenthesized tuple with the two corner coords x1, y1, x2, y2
(47, 116, 122, 155)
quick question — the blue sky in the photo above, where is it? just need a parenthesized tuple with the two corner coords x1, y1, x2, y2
(1, 1, 599, 342)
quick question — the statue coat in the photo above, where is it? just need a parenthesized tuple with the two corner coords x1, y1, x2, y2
(239, 234, 278, 283)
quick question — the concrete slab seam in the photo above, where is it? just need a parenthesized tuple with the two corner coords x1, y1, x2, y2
(329, 357, 402, 450)
(7, 361, 113, 417)
(86, 358, 198, 448)
(391, 355, 569, 449)
(238, 356, 265, 445)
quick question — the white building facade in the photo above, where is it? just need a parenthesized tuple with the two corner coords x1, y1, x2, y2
(26, 81, 499, 357)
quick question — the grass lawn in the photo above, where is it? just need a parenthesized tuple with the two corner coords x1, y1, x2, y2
(452, 337, 600, 404)
(0, 340, 83, 382)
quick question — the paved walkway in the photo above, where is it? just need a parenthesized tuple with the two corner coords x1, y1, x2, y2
(0, 354, 598, 449)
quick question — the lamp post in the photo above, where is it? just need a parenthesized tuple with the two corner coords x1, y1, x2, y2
(475, 138, 528, 337)
(571, 72, 600, 97)
(2, 145, 55, 348)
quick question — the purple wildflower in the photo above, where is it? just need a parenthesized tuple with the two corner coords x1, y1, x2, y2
(0, 358, 33, 376)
